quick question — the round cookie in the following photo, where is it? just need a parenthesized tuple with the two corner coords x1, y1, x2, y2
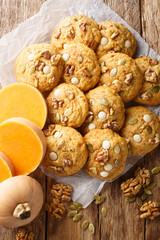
(99, 53, 143, 102)
(120, 106, 160, 156)
(42, 124, 88, 176)
(134, 57, 160, 106)
(96, 21, 136, 58)
(80, 86, 125, 135)
(51, 14, 101, 51)
(84, 128, 128, 180)
(47, 83, 89, 128)
(60, 43, 100, 92)
(15, 43, 64, 92)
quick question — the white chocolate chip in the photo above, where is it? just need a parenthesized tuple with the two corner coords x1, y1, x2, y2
(104, 164, 113, 171)
(112, 80, 122, 91)
(100, 37, 108, 46)
(62, 53, 70, 61)
(133, 134, 142, 143)
(49, 152, 58, 161)
(124, 40, 131, 48)
(98, 97, 108, 106)
(43, 66, 51, 74)
(54, 88, 62, 98)
(143, 114, 152, 123)
(71, 77, 79, 85)
(114, 144, 120, 154)
(117, 59, 126, 66)
(102, 140, 111, 150)
(89, 99, 94, 106)
(88, 123, 96, 130)
(98, 111, 107, 120)
(54, 131, 62, 139)
(63, 44, 68, 49)
(100, 171, 109, 178)
(63, 21, 71, 27)
(28, 54, 34, 61)
(110, 68, 117, 77)
(64, 107, 73, 117)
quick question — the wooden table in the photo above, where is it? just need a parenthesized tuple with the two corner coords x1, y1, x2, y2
(0, 0, 160, 239)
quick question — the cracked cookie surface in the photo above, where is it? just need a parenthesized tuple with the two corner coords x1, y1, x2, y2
(15, 43, 64, 92)
(42, 124, 88, 176)
(47, 83, 88, 128)
(99, 53, 143, 102)
(84, 128, 128, 180)
(134, 57, 160, 106)
(120, 106, 160, 155)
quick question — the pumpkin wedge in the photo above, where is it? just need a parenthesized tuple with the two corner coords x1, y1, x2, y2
(0, 151, 15, 183)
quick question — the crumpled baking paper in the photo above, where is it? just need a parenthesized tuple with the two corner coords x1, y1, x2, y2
(0, 0, 159, 208)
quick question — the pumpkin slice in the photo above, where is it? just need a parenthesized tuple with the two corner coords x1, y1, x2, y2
(0, 151, 15, 183)
(0, 117, 47, 175)
(0, 83, 47, 129)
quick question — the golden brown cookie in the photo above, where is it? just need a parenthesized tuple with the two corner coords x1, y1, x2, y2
(134, 57, 160, 106)
(120, 106, 160, 156)
(60, 43, 100, 92)
(42, 124, 88, 176)
(84, 128, 128, 180)
(96, 21, 136, 58)
(80, 86, 125, 135)
(15, 43, 64, 92)
(99, 53, 143, 102)
(47, 83, 88, 128)
(51, 14, 101, 51)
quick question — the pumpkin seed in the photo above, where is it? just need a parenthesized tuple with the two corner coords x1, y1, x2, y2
(87, 143, 93, 152)
(29, 65, 35, 73)
(93, 194, 101, 201)
(73, 202, 83, 210)
(146, 126, 152, 134)
(114, 160, 119, 168)
(152, 86, 160, 93)
(95, 196, 105, 205)
(141, 193, 148, 201)
(128, 118, 138, 125)
(69, 205, 77, 210)
(73, 213, 83, 222)
(119, 91, 124, 96)
(82, 220, 89, 230)
(126, 196, 136, 203)
(88, 223, 95, 234)
(144, 188, 152, 195)
(136, 197, 143, 207)
(146, 182, 157, 190)
(98, 97, 108, 106)
(114, 144, 120, 154)
(151, 166, 160, 174)
(101, 207, 107, 217)
(68, 210, 78, 218)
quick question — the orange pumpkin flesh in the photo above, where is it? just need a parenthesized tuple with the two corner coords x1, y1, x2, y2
(0, 151, 15, 183)
(0, 83, 47, 129)
(0, 175, 44, 228)
(0, 117, 47, 175)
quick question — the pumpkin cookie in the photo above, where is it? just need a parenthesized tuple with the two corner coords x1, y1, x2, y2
(51, 14, 101, 51)
(134, 57, 160, 106)
(15, 43, 64, 92)
(60, 43, 100, 92)
(96, 21, 136, 58)
(99, 53, 143, 102)
(120, 106, 160, 156)
(80, 86, 125, 135)
(42, 124, 88, 176)
(47, 83, 88, 128)
(84, 129, 128, 180)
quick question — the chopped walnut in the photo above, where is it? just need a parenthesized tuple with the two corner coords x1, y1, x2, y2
(83, 68, 92, 78)
(16, 228, 34, 240)
(149, 58, 158, 66)
(134, 167, 151, 186)
(67, 28, 75, 38)
(50, 166, 64, 174)
(63, 158, 73, 167)
(35, 60, 45, 71)
(65, 65, 75, 76)
(95, 150, 109, 163)
(43, 124, 55, 136)
(102, 120, 118, 130)
(140, 201, 160, 220)
(145, 69, 157, 83)
(124, 73, 133, 85)
(41, 50, 51, 60)
(109, 107, 114, 115)
(60, 115, 68, 125)
(98, 24, 104, 30)
(54, 29, 61, 39)
(52, 97, 64, 109)
(141, 91, 152, 100)
(149, 133, 160, 144)
(51, 54, 61, 66)
(79, 22, 87, 31)
(121, 177, 142, 197)
(85, 111, 94, 123)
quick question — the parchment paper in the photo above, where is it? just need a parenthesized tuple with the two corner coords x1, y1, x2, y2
(0, 0, 159, 208)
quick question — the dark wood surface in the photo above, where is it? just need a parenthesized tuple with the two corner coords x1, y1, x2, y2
(0, 0, 159, 239)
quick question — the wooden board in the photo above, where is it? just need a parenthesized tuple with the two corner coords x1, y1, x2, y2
(0, 0, 159, 239)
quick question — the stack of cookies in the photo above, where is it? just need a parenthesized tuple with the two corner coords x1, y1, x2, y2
(15, 14, 160, 181)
